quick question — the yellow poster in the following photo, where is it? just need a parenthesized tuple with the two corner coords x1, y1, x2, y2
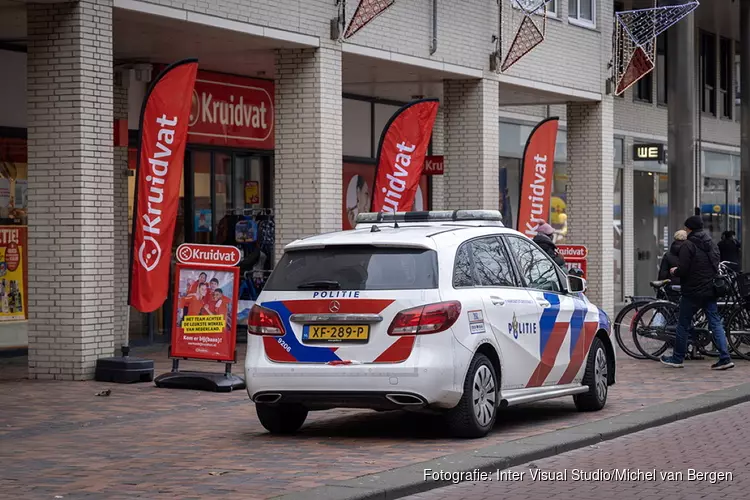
(0, 226, 26, 321)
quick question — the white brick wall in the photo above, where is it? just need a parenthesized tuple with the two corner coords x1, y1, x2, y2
(430, 107, 446, 210)
(114, 70, 129, 350)
(444, 77, 500, 210)
(567, 99, 615, 316)
(274, 42, 342, 263)
(26, 0, 116, 380)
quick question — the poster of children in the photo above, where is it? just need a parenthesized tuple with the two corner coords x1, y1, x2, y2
(0, 226, 27, 321)
(172, 266, 238, 362)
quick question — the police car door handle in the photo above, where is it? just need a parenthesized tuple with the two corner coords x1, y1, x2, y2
(537, 300, 551, 308)
(490, 296, 505, 306)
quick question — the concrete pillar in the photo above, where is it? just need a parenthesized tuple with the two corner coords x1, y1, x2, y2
(444, 77, 499, 210)
(665, 0, 697, 234)
(113, 69, 129, 349)
(274, 42, 342, 263)
(430, 107, 446, 210)
(566, 99, 615, 315)
(26, 0, 115, 380)
(741, 0, 750, 270)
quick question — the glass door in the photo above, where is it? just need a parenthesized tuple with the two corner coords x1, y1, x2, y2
(633, 171, 667, 297)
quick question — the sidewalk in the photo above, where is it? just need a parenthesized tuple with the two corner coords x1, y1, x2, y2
(1, 347, 749, 499)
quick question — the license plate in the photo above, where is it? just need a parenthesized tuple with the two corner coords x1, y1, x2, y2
(303, 325, 370, 343)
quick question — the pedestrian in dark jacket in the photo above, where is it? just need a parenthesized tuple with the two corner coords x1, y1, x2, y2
(661, 216, 734, 370)
(658, 230, 687, 285)
(718, 230, 741, 267)
(533, 223, 565, 268)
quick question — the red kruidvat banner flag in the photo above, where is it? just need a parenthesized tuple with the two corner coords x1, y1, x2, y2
(516, 117, 559, 238)
(370, 99, 439, 213)
(129, 59, 198, 313)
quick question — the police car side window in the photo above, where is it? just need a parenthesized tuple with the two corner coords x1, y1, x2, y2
(505, 236, 562, 292)
(453, 244, 474, 287)
(470, 237, 516, 287)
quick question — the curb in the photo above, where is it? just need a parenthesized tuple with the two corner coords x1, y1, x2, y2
(273, 382, 750, 500)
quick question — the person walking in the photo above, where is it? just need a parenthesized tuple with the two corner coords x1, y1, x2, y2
(661, 216, 734, 370)
(718, 230, 741, 268)
(658, 230, 687, 284)
(533, 222, 565, 267)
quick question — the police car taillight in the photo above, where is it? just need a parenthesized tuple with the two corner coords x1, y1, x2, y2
(387, 301, 462, 336)
(248, 305, 286, 336)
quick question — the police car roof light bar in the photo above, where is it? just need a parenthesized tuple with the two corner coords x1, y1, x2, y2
(355, 210, 504, 224)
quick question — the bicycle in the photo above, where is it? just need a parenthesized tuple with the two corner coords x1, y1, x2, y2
(613, 282, 673, 360)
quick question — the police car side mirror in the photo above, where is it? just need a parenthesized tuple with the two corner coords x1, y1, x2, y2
(567, 275, 586, 293)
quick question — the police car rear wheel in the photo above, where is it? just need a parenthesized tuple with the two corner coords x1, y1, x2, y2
(445, 353, 498, 438)
(574, 337, 609, 412)
(256, 403, 308, 434)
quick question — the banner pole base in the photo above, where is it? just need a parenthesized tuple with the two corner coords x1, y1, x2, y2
(154, 370, 245, 393)
(94, 306, 155, 384)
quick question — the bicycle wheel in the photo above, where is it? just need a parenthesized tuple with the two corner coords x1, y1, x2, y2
(614, 300, 649, 359)
(725, 307, 750, 361)
(692, 310, 720, 358)
(631, 301, 675, 361)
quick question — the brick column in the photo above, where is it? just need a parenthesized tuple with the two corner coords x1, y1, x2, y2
(26, 1, 115, 380)
(444, 77, 499, 210)
(566, 99, 615, 315)
(274, 43, 342, 263)
(430, 107, 446, 210)
(114, 69, 129, 349)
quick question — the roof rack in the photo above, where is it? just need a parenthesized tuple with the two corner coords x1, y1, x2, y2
(355, 210, 504, 225)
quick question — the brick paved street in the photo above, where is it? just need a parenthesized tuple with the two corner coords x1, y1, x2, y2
(1, 345, 750, 499)
(407, 401, 750, 500)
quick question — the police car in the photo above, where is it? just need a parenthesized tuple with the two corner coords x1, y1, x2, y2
(245, 210, 615, 438)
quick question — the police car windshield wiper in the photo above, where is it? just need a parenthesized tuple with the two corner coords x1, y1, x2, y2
(297, 280, 342, 290)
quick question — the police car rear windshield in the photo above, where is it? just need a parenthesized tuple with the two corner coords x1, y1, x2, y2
(264, 245, 439, 291)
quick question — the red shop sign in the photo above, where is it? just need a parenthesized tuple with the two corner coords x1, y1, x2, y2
(187, 70, 274, 149)
(424, 155, 444, 175)
(557, 244, 588, 260)
(176, 243, 242, 267)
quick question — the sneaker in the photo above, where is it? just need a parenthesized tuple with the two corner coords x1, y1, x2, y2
(711, 359, 735, 370)
(660, 355, 684, 368)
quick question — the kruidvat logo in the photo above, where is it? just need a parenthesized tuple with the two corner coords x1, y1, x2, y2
(379, 141, 416, 213)
(138, 235, 162, 272)
(523, 153, 549, 238)
(508, 312, 538, 340)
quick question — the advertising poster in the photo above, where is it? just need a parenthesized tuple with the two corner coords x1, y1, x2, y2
(195, 209, 212, 232)
(244, 181, 260, 205)
(172, 265, 239, 362)
(0, 226, 27, 321)
(342, 163, 428, 230)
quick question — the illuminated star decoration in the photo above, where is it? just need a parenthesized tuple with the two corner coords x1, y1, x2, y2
(343, 0, 395, 39)
(500, 0, 555, 72)
(613, 1, 699, 95)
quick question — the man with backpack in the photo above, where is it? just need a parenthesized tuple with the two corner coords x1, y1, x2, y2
(661, 216, 734, 370)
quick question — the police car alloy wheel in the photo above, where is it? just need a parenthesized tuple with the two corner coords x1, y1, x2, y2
(573, 337, 609, 412)
(446, 353, 498, 438)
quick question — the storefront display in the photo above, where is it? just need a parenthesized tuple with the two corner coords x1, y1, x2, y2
(0, 225, 27, 321)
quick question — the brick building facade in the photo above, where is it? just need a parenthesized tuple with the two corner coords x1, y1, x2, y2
(0, 0, 743, 379)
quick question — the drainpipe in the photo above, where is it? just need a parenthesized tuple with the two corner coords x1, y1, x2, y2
(430, 0, 438, 55)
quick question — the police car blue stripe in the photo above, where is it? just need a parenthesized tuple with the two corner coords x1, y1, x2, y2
(262, 301, 341, 363)
(539, 293, 561, 356)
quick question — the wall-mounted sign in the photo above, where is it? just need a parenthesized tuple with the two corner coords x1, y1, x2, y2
(632, 143, 665, 162)
(424, 155, 444, 175)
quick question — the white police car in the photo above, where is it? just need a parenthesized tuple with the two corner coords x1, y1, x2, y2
(245, 210, 615, 438)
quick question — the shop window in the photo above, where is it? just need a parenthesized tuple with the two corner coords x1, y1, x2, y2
(720, 37, 733, 119)
(614, 168, 623, 304)
(343, 98, 372, 158)
(735, 41, 741, 121)
(614, 137, 624, 165)
(700, 31, 717, 116)
(702, 177, 728, 241)
(657, 33, 668, 105)
(569, 0, 595, 27)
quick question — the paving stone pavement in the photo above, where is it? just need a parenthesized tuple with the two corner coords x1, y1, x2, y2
(1, 344, 750, 499)
(406, 401, 750, 500)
